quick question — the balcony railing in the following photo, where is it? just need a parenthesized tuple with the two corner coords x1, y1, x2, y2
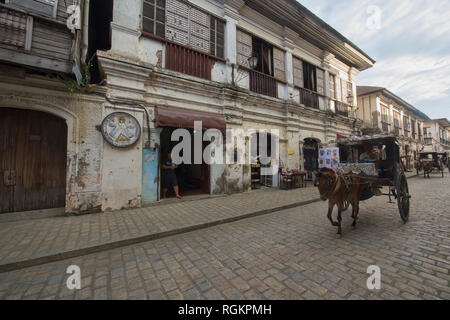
(249, 69, 277, 98)
(165, 41, 214, 81)
(404, 129, 410, 138)
(335, 100, 351, 117)
(381, 121, 390, 132)
(299, 87, 319, 109)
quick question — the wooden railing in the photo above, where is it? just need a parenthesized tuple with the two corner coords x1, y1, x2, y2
(381, 121, 390, 132)
(249, 69, 277, 98)
(335, 101, 351, 117)
(165, 41, 214, 81)
(299, 87, 319, 109)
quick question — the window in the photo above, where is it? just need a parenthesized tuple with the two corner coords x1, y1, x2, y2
(210, 16, 224, 58)
(252, 36, 273, 76)
(333, 78, 352, 103)
(393, 111, 401, 136)
(316, 68, 324, 95)
(303, 61, 316, 91)
(381, 105, 390, 132)
(142, 0, 225, 58)
(7, 0, 57, 17)
(403, 116, 410, 137)
(329, 74, 336, 99)
(143, 0, 166, 38)
(293, 57, 303, 87)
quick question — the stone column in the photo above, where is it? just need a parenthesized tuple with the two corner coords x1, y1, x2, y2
(224, 0, 244, 84)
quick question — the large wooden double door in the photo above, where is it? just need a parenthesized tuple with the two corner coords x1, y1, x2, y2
(0, 108, 67, 214)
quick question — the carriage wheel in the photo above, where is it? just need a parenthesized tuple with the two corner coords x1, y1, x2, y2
(396, 173, 410, 223)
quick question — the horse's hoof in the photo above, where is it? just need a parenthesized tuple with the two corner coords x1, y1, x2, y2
(336, 233, 342, 239)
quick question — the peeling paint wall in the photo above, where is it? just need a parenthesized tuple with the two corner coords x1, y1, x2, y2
(101, 106, 144, 212)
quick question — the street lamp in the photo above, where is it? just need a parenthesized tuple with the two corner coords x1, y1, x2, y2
(248, 54, 259, 69)
(232, 54, 259, 85)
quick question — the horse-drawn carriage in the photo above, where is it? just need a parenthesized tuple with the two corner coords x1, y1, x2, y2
(417, 152, 445, 178)
(314, 135, 410, 236)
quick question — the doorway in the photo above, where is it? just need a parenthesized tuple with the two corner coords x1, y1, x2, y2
(0, 108, 67, 213)
(160, 127, 210, 198)
(303, 138, 319, 181)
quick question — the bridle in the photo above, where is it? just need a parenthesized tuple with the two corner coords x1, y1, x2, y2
(317, 171, 342, 200)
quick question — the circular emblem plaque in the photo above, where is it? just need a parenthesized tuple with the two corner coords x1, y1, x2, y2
(101, 112, 141, 148)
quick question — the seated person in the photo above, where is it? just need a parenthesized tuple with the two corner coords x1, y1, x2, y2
(359, 144, 377, 162)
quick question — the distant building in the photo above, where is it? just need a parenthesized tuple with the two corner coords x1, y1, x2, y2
(423, 118, 450, 154)
(356, 86, 430, 168)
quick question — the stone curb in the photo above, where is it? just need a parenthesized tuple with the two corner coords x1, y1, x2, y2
(0, 198, 321, 274)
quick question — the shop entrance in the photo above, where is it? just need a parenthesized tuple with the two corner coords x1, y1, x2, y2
(0, 108, 67, 214)
(303, 138, 319, 181)
(160, 127, 210, 198)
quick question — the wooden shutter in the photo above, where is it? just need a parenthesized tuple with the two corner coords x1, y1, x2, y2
(293, 57, 303, 87)
(336, 77, 342, 101)
(189, 6, 210, 53)
(166, 0, 189, 45)
(0, 8, 27, 48)
(329, 74, 336, 99)
(316, 68, 324, 95)
(9, 0, 56, 17)
(237, 29, 252, 67)
(273, 47, 285, 81)
(346, 81, 353, 104)
(210, 17, 224, 58)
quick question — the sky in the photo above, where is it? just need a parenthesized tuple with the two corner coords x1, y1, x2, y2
(298, 0, 450, 120)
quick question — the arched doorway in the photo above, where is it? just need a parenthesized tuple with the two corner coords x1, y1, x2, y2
(0, 108, 67, 213)
(303, 138, 319, 180)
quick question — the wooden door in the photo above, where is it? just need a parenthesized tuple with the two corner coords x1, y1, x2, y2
(0, 108, 67, 214)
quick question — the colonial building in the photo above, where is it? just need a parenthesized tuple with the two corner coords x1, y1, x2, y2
(423, 118, 450, 154)
(0, 0, 374, 215)
(356, 86, 430, 168)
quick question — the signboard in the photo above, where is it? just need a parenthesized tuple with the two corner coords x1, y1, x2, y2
(101, 112, 141, 148)
(319, 147, 340, 169)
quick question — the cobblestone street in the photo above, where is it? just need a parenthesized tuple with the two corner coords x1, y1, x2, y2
(0, 174, 448, 300)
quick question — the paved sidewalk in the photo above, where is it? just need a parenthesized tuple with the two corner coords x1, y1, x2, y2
(0, 186, 320, 272)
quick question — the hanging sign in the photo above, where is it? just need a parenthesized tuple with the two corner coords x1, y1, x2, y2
(101, 112, 141, 148)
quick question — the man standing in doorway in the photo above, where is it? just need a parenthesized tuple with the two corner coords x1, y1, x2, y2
(162, 151, 182, 199)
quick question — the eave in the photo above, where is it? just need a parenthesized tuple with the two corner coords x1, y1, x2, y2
(244, 0, 375, 71)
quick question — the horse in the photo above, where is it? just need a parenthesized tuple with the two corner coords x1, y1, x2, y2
(422, 161, 434, 178)
(314, 168, 367, 237)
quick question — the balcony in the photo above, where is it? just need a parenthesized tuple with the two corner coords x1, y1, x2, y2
(335, 101, 351, 117)
(404, 129, 410, 138)
(299, 87, 319, 109)
(0, 5, 74, 73)
(381, 120, 390, 133)
(424, 137, 433, 145)
(165, 41, 217, 81)
(249, 69, 277, 98)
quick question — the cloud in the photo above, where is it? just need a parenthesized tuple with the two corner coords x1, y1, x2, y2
(298, 0, 450, 119)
